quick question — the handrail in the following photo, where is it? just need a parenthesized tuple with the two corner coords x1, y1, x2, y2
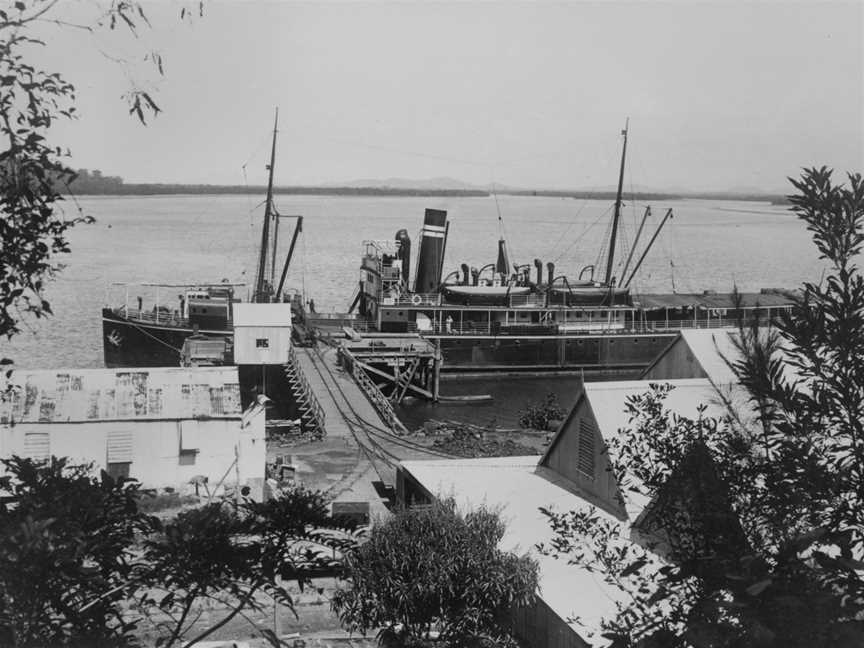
(340, 346, 408, 435)
(286, 345, 325, 435)
(111, 308, 191, 328)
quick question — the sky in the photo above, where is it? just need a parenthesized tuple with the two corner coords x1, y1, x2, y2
(30, 0, 864, 191)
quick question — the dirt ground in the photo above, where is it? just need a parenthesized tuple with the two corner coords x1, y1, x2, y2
(134, 577, 378, 647)
(138, 420, 548, 645)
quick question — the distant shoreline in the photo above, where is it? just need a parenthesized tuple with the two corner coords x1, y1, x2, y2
(67, 183, 788, 203)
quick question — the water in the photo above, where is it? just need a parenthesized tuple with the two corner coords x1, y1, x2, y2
(2, 193, 822, 423)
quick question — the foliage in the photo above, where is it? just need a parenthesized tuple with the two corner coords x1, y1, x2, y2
(517, 391, 565, 431)
(0, 456, 359, 648)
(138, 484, 360, 648)
(0, 456, 157, 647)
(540, 167, 864, 647)
(0, 1, 194, 363)
(332, 498, 539, 647)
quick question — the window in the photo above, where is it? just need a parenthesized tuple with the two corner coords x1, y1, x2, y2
(179, 421, 199, 466)
(256, 338, 269, 348)
(107, 462, 131, 479)
(179, 451, 197, 466)
(577, 419, 596, 478)
(107, 430, 133, 463)
(24, 431, 50, 462)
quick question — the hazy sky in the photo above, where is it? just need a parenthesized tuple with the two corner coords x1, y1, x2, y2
(33, 1, 864, 191)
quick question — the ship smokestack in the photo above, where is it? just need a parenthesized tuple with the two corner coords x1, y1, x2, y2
(546, 262, 555, 288)
(471, 267, 480, 286)
(413, 209, 448, 293)
(395, 229, 411, 284)
(534, 259, 543, 287)
(461, 263, 470, 286)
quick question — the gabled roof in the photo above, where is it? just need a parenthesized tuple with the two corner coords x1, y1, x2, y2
(0, 367, 243, 424)
(400, 380, 748, 644)
(400, 456, 639, 642)
(539, 378, 733, 520)
(641, 328, 800, 390)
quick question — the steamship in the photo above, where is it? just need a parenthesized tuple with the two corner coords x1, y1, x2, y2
(102, 110, 303, 368)
(349, 124, 797, 374)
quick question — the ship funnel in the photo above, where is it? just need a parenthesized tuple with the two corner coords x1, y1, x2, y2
(546, 262, 555, 288)
(395, 229, 411, 284)
(413, 209, 449, 293)
(495, 238, 510, 276)
(461, 263, 470, 286)
(534, 259, 543, 287)
(471, 267, 480, 286)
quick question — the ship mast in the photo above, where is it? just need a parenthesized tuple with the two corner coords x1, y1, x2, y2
(604, 118, 628, 286)
(254, 108, 279, 303)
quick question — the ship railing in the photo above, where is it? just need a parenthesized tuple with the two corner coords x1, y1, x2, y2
(116, 307, 189, 327)
(508, 294, 547, 308)
(434, 322, 492, 335)
(628, 316, 776, 332)
(394, 293, 442, 307)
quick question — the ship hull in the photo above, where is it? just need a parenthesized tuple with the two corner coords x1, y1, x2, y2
(430, 331, 676, 373)
(102, 309, 231, 368)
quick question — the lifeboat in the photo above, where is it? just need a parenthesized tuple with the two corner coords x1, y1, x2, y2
(549, 284, 631, 307)
(441, 284, 532, 306)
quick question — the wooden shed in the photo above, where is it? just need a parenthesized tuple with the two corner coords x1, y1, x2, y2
(232, 303, 293, 365)
(0, 367, 267, 499)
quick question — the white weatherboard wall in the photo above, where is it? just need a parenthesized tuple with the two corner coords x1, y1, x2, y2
(233, 303, 293, 365)
(0, 367, 266, 499)
(1, 415, 265, 497)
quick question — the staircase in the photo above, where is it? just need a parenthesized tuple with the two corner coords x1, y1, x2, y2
(284, 345, 326, 438)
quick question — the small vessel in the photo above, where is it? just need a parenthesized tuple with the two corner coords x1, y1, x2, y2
(350, 122, 797, 373)
(102, 110, 303, 368)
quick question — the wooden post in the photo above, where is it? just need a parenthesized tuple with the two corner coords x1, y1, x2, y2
(433, 341, 441, 402)
(234, 444, 241, 505)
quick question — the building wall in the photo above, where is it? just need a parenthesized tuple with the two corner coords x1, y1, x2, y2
(542, 398, 625, 518)
(234, 325, 292, 365)
(0, 411, 266, 499)
(641, 335, 708, 380)
(513, 598, 589, 648)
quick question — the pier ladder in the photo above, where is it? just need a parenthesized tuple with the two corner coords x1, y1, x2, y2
(285, 345, 326, 437)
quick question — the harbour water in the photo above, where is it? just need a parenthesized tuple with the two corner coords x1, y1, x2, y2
(3, 193, 822, 427)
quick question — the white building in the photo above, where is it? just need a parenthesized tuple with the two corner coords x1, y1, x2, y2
(232, 303, 293, 365)
(641, 329, 741, 385)
(0, 366, 266, 499)
(398, 378, 732, 648)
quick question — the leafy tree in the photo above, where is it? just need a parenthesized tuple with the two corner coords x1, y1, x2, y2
(540, 167, 864, 647)
(0, 456, 157, 647)
(138, 485, 360, 648)
(0, 1, 193, 363)
(332, 499, 539, 647)
(0, 455, 358, 648)
(517, 391, 565, 431)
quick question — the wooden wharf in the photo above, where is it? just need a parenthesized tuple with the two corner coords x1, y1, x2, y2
(338, 332, 442, 404)
(289, 344, 452, 489)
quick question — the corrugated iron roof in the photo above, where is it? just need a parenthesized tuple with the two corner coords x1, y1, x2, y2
(1, 367, 242, 424)
(400, 456, 653, 642)
(633, 291, 797, 310)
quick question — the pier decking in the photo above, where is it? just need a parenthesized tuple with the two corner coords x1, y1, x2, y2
(290, 345, 452, 491)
